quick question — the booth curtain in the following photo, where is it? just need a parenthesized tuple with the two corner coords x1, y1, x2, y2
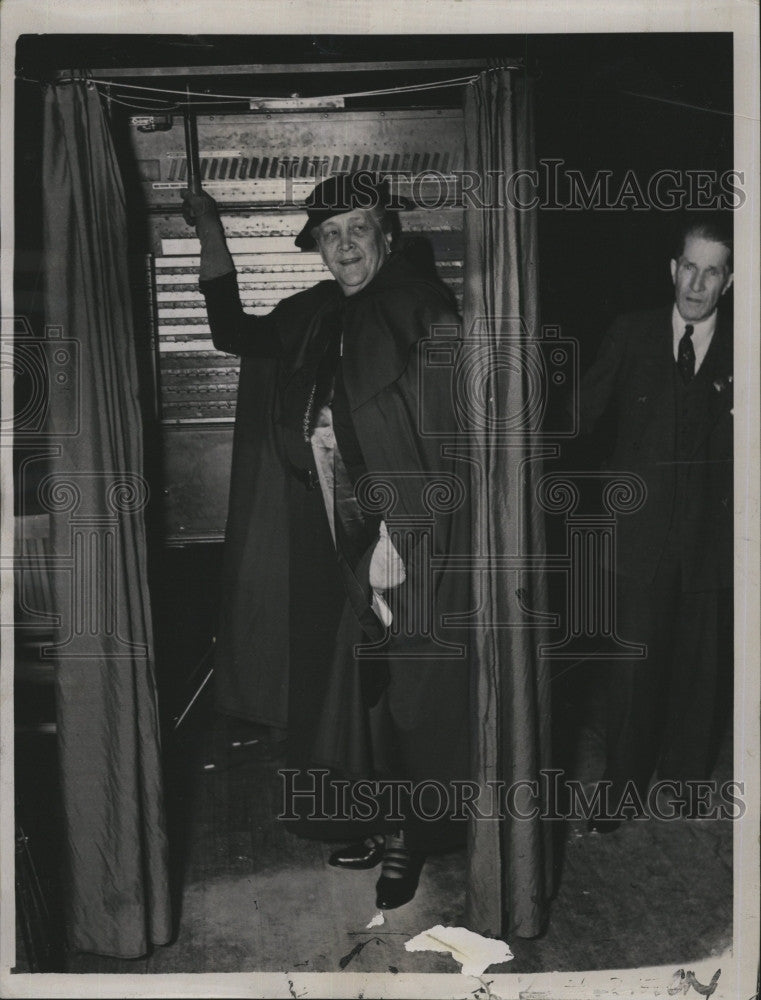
(463, 69, 554, 938)
(42, 81, 171, 956)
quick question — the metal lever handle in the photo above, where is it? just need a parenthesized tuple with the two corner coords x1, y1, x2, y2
(183, 111, 201, 195)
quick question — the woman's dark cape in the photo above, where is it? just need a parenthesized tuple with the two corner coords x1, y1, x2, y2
(211, 242, 472, 796)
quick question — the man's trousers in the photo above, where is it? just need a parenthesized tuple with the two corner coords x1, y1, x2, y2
(604, 534, 732, 811)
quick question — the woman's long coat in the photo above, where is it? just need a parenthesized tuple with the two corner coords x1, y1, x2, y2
(201, 242, 472, 829)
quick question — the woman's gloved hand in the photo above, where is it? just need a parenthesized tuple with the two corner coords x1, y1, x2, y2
(369, 520, 407, 592)
(180, 189, 233, 281)
(180, 189, 223, 234)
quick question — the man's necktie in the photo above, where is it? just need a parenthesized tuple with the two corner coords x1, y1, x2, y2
(677, 324, 695, 383)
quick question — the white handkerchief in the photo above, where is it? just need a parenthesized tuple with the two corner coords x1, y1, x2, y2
(371, 589, 393, 627)
(369, 519, 406, 591)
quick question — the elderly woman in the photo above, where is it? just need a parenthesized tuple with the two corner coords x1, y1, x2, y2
(182, 173, 470, 909)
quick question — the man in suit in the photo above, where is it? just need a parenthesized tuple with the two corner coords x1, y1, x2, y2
(579, 215, 734, 829)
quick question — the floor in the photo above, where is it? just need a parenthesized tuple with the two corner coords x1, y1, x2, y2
(57, 690, 733, 977)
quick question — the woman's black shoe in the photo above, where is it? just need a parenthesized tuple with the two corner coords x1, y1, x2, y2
(375, 845, 425, 909)
(328, 836, 385, 870)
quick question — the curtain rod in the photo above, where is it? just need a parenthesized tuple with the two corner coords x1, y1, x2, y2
(55, 58, 522, 80)
(45, 73, 482, 107)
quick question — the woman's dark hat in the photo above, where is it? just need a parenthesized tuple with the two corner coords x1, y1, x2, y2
(295, 172, 410, 250)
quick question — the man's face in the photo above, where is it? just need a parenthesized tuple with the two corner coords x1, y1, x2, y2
(313, 208, 392, 296)
(670, 235, 733, 323)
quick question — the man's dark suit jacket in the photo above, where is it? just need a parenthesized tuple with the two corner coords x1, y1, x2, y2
(579, 306, 733, 591)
